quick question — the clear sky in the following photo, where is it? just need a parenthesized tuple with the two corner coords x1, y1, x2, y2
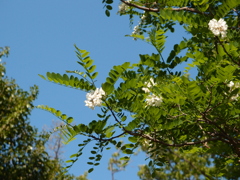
(1, 1, 190, 179)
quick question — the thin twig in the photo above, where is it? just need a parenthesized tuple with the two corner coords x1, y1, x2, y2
(89, 132, 126, 142)
(216, 36, 240, 66)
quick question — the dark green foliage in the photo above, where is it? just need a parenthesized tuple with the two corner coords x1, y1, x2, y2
(0, 52, 74, 179)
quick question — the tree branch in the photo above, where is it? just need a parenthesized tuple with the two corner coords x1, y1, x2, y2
(89, 132, 126, 142)
(120, 0, 159, 12)
(200, 114, 240, 157)
(216, 36, 240, 66)
(105, 100, 239, 156)
(127, 130, 221, 147)
(120, 0, 205, 15)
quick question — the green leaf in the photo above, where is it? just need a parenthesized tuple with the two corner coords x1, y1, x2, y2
(126, 34, 145, 40)
(66, 160, 74, 163)
(123, 149, 133, 154)
(106, 5, 112, 10)
(82, 51, 90, 58)
(105, 126, 115, 138)
(91, 151, 97, 154)
(67, 117, 74, 123)
(61, 114, 67, 120)
(105, 9, 110, 17)
(70, 153, 78, 158)
(106, 0, 113, 4)
(38, 74, 46, 80)
(119, 156, 129, 161)
(128, 136, 138, 143)
(88, 168, 94, 173)
(88, 65, 96, 73)
(91, 72, 98, 79)
(102, 82, 114, 94)
(56, 110, 62, 116)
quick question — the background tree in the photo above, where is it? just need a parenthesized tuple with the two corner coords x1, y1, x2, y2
(0, 49, 75, 180)
(38, 0, 240, 179)
(107, 142, 130, 180)
(75, 172, 90, 180)
(45, 120, 66, 160)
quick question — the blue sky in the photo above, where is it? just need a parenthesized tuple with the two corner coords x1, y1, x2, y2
(1, 1, 190, 179)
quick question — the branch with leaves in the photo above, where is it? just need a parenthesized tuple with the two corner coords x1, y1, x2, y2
(38, 0, 240, 178)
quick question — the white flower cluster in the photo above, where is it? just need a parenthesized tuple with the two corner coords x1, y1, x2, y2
(118, 0, 132, 14)
(132, 12, 147, 36)
(208, 18, 228, 38)
(141, 14, 147, 21)
(142, 78, 163, 107)
(132, 25, 141, 35)
(142, 78, 156, 93)
(227, 81, 235, 88)
(85, 88, 105, 110)
(227, 81, 239, 101)
(146, 94, 163, 107)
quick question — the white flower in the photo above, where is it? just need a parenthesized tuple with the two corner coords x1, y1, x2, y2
(227, 81, 240, 89)
(141, 14, 147, 21)
(118, 3, 127, 13)
(118, 0, 131, 14)
(235, 82, 240, 89)
(132, 12, 147, 36)
(131, 12, 147, 40)
(85, 88, 105, 110)
(227, 81, 235, 88)
(132, 25, 141, 35)
(208, 18, 228, 38)
(230, 94, 239, 101)
(146, 94, 163, 107)
(142, 87, 150, 93)
(226, 81, 239, 101)
(142, 78, 156, 93)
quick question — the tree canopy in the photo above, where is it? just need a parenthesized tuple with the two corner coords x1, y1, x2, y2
(38, 0, 240, 179)
(0, 48, 75, 180)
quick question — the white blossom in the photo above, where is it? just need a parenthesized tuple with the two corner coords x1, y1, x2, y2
(226, 81, 239, 101)
(227, 81, 240, 89)
(208, 18, 228, 38)
(227, 81, 235, 88)
(146, 94, 163, 107)
(132, 25, 141, 35)
(142, 78, 156, 93)
(141, 14, 147, 21)
(118, 1, 131, 14)
(230, 94, 239, 101)
(85, 88, 105, 110)
(132, 12, 146, 37)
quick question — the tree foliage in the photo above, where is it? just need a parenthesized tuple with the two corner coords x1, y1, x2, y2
(39, 0, 240, 179)
(0, 49, 75, 180)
